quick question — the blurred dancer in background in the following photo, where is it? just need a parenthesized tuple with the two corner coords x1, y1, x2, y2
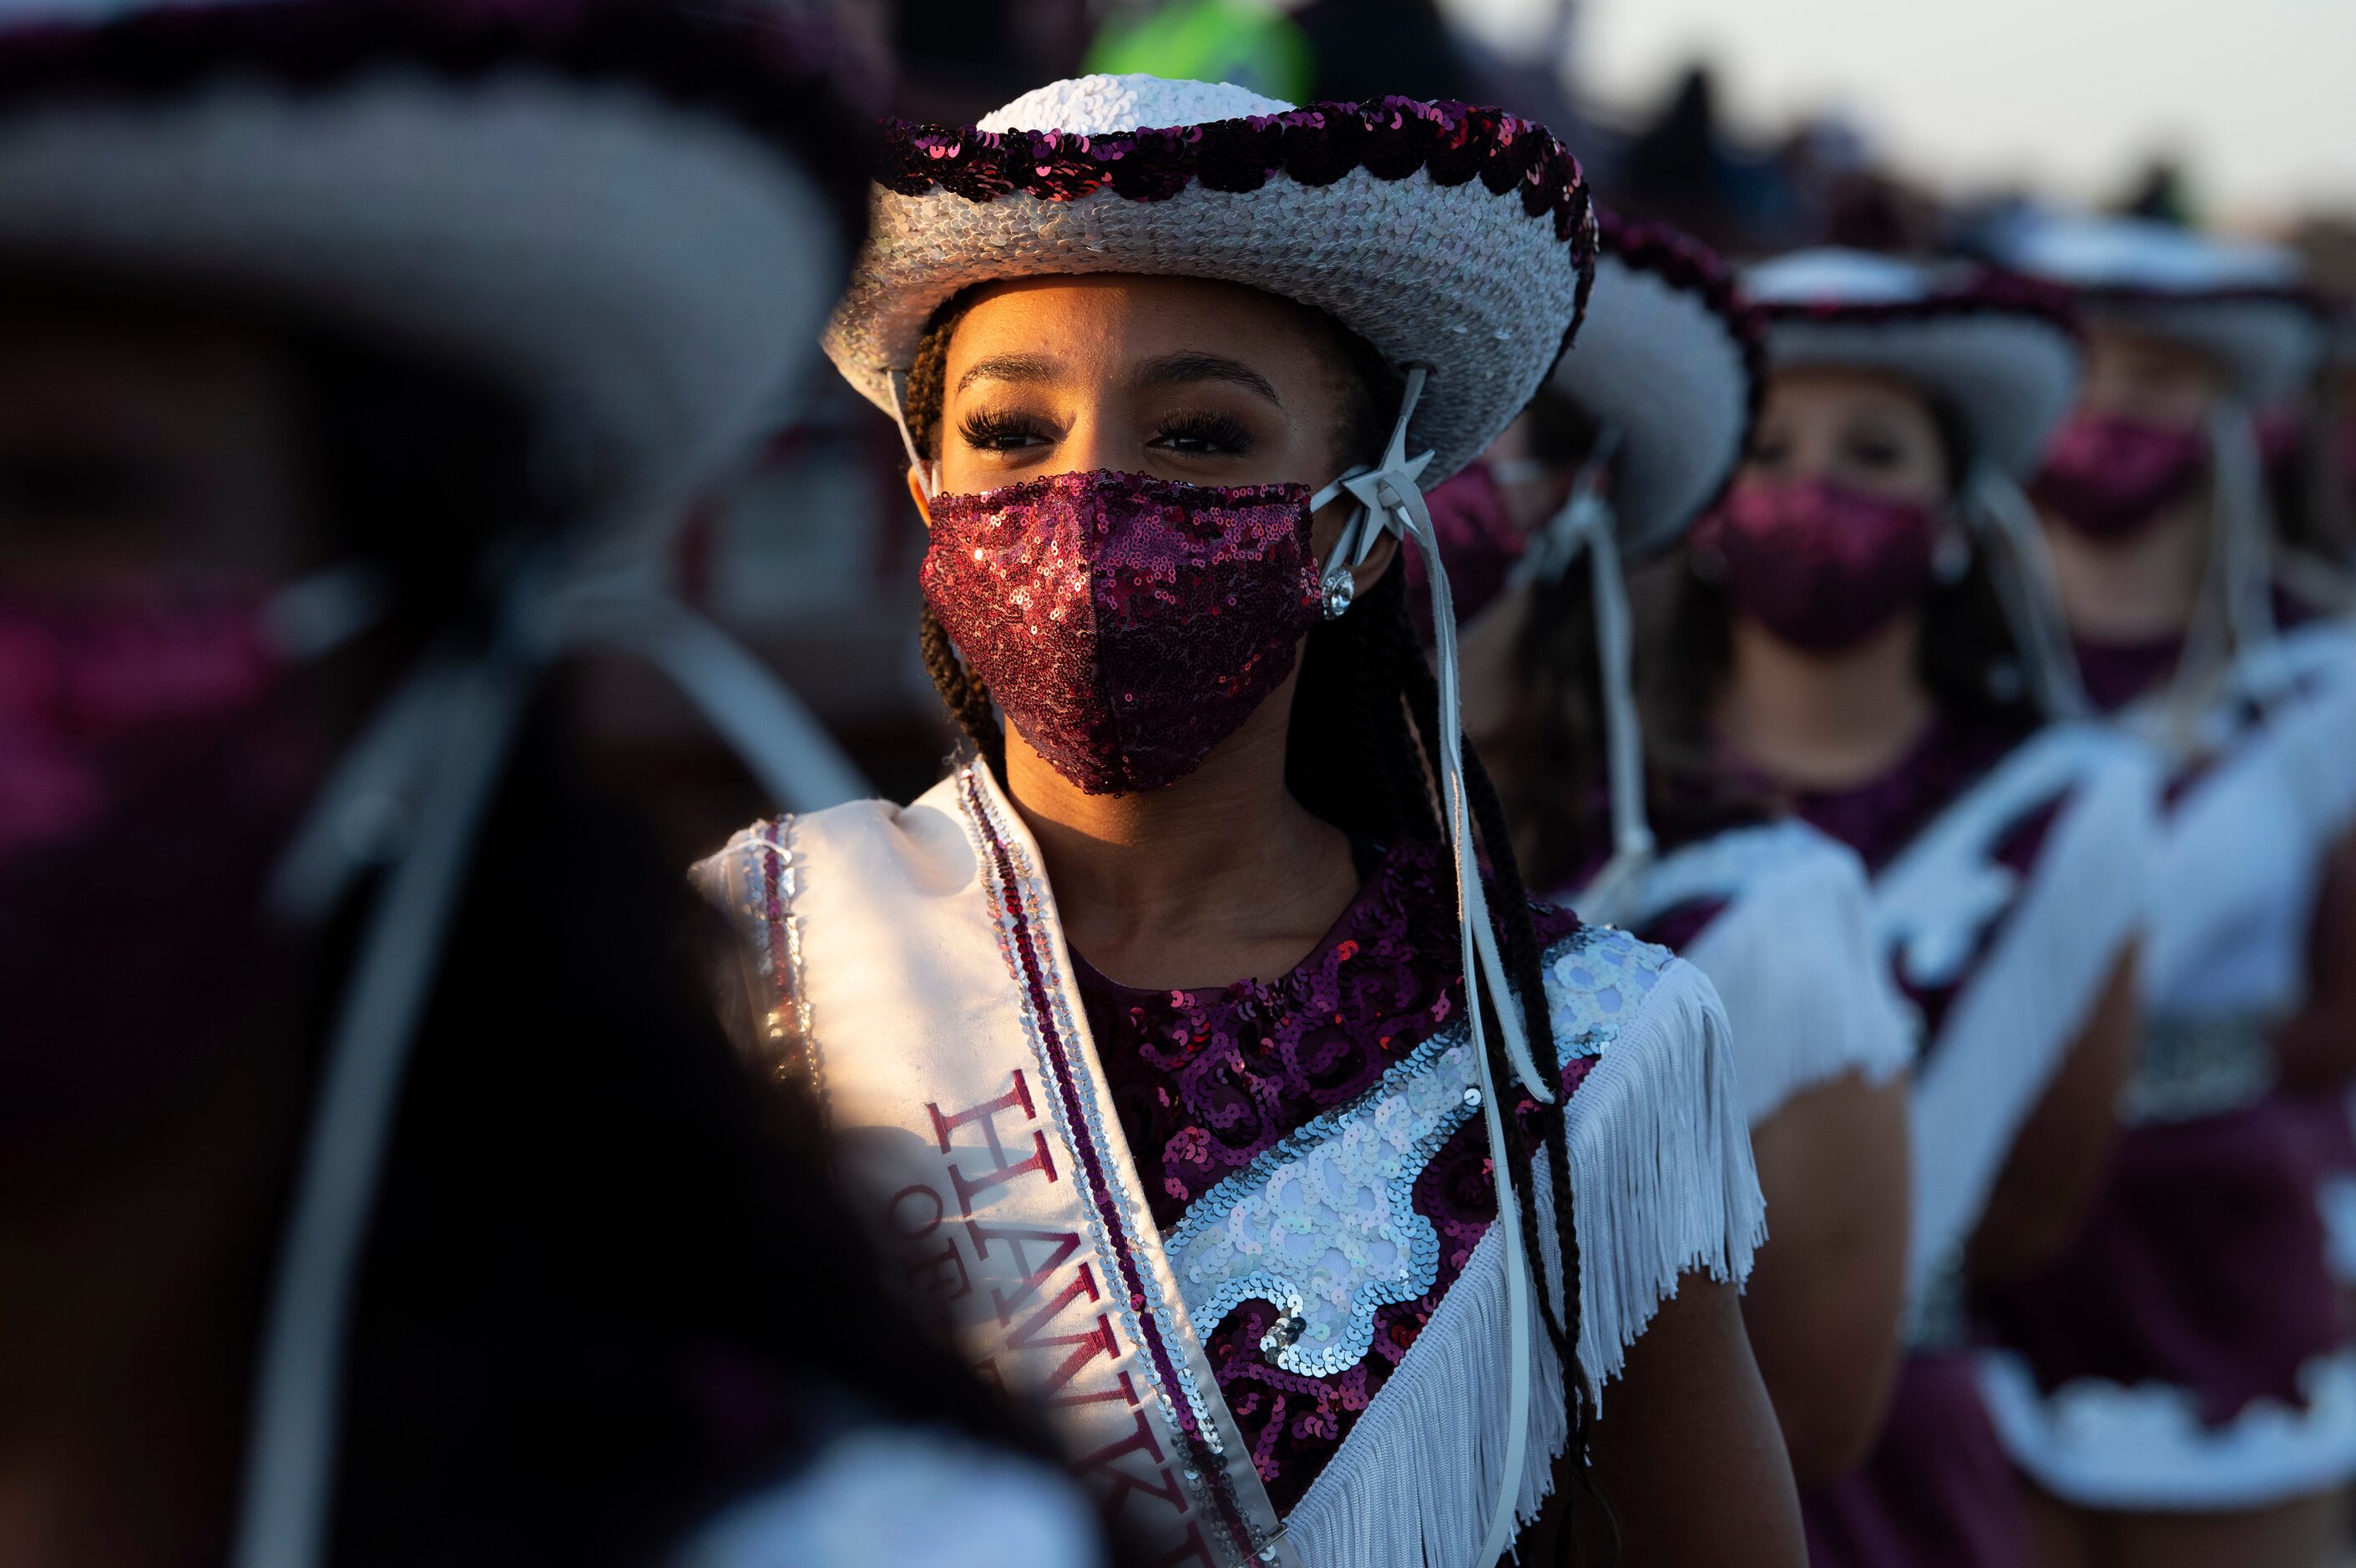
(1422, 212, 1918, 1490)
(1686, 251, 2156, 1568)
(0, 3, 1096, 1566)
(1979, 214, 2356, 1568)
(700, 72, 1802, 1568)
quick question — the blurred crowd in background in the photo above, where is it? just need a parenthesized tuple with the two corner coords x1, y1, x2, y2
(645, 0, 2356, 857)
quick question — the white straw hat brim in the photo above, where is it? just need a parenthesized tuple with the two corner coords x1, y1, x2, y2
(822, 73, 1596, 483)
(1546, 215, 1756, 554)
(1989, 213, 2321, 404)
(1746, 249, 2081, 479)
(0, 0, 870, 538)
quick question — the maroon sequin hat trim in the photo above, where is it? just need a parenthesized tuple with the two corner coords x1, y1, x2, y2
(877, 95, 1599, 256)
(0, 0, 878, 250)
(1751, 269, 2083, 341)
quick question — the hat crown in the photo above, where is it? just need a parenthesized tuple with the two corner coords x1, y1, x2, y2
(974, 73, 1292, 136)
(1744, 248, 1936, 309)
(1998, 215, 2300, 296)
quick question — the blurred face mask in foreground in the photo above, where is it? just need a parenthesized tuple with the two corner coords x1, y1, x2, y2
(0, 574, 351, 1134)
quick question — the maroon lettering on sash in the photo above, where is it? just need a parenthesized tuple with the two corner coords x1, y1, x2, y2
(883, 1182, 973, 1302)
(965, 1221, 1084, 1322)
(1004, 1262, 1122, 1399)
(1074, 1405, 1192, 1525)
(887, 1182, 946, 1237)
(930, 1070, 1059, 1212)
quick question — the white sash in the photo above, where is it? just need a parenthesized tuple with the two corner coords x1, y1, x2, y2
(2135, 621, 2356, 1017)
(698, 766, 1289, 1568)
(1872, 721, 2159, 1308)
(696, 764, 1766, 1568)
(1588, 820, 1914, 1129)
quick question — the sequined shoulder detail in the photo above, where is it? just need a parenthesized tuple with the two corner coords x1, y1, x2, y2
(691, 817, 821, 1101)
(1541, 923, 1675, 1065)
(1166, 1023, 1478, 1378)
(1165, 923, 1671, 1383)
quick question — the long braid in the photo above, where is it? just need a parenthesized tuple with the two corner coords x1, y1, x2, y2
(918, 600, 1005, 764)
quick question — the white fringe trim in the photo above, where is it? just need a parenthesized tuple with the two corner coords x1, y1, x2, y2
(1979, 1347, 2356, 1510)
(1899, 738, 2156, 1308)
(1669, 827, 1917, 1128)
(1282, 953, 1764, 1568)
(1563, 953, 1767, 1400)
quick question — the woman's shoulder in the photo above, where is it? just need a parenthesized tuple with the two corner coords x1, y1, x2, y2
(690, 778, 978, 913)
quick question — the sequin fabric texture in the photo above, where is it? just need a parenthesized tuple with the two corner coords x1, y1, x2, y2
(1078, 838, 1585, 1509)
(922, 469, 1322, 795)
(880, 97, 1595, 246)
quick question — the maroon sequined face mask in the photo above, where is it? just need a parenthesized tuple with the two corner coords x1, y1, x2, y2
(1693, 479, 1941, 654)
(2030, 414, 2210, 542)
(0, 579, 334, 1139)
(920, 468, 1324, 794)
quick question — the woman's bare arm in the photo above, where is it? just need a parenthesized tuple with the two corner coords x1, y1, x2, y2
(1966, 947, 2139, 1283)
(1570, 1272, 1807, 1567)
(1740, 1070, 1912, 1484)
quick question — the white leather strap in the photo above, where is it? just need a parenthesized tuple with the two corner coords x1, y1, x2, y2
(1312, 365, 1555, 1565)
(234, 559, 564, 1568)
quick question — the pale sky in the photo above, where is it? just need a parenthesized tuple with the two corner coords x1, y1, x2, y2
(1444, 0, 2356, 226)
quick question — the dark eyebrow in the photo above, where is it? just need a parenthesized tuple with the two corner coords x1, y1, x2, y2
(1133, 352, 1282, 407)
(954, 352, 1059, 395)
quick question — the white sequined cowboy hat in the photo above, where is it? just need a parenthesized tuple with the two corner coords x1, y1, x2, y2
(1545, 210, 1757, 554)
(1743, 248, 2083, 480)
(1986, 214, 2321, 407)
(0, 0, 873, 531)
(822, 71, 1599, 483)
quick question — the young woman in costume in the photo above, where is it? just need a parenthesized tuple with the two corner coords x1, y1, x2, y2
(1418, 212, 1919, 1487)
(1660, 250, 2155, 1567)
(699, 74, 1802, 1568)
(1974, 215, 2356, 1568)
(0, 4, 1098, 1565)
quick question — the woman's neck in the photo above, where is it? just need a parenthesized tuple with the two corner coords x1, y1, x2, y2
(1004, 675, 1362, 993)
(2041, 498, 2207, 644)
(1716, 615, 1937, 792)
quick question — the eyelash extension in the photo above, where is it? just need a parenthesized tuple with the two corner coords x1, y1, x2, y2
(1152, 409, 1254, 455)
(958, 408, 1056, 450)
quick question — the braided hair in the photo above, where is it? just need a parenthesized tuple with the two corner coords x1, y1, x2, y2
(904, 286, 1610, 1554)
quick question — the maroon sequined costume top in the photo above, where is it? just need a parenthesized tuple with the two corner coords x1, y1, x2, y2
(1076, 837, 1583, 1510)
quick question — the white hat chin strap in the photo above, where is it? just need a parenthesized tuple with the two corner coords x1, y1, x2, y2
(2207, 402, 2283, 668)
(240, 549, 870, 1568)
(1516, 444, 1656, 926)
(1967, 463, 2092, 722)
(238, 554, 566, 1568)
(1312, 365, 1555, 1565)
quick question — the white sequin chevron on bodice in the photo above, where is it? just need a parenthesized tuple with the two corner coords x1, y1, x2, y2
(1165, 927, 1670, 1378)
